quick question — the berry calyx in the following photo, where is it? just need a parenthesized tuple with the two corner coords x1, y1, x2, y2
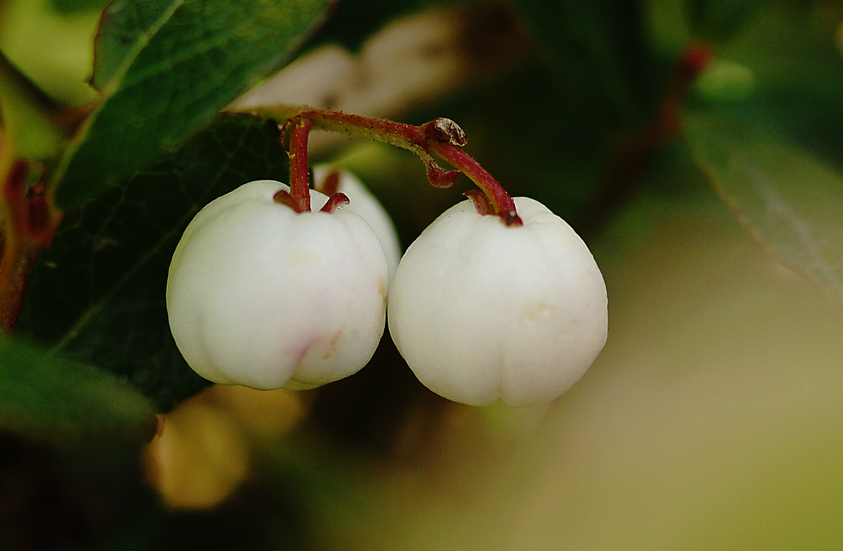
(387, 197, 608, 407)
(166, 180, 388, 391)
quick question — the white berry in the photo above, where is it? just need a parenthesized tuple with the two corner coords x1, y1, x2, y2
(313, 166, 401, 281)
(387, 197, 608, 407)
(166, 180, 388, 391)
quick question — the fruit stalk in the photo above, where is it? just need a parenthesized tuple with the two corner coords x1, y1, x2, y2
(244, 105, 520, 224)
(428, 141, 521, 226)
(284, 116, 313, 212)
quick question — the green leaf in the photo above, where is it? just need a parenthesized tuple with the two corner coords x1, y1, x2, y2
(0, 334, 156, 444)
(52, 0, 331, 210)
(90, 0, 180, 91)
(19, 114, 289, 410)
(683, 109, 843, 304)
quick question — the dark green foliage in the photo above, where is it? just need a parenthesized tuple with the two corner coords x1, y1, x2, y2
(52, 0, 331, 209)
(0, 335, 156, 443)
(20, 114, 289, 411)
(48, 0, 110, 15)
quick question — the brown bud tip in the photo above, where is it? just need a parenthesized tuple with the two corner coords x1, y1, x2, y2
(320, 192, 350, 213)
(500, 210, 523, 227)
(273, 189, 301, 212)
(464, 190, 494, 216)
(422, 118, 468, 147)
(426, 164, 460, 188)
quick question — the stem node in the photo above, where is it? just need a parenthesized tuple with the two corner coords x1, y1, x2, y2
(421, 118, 467, 147)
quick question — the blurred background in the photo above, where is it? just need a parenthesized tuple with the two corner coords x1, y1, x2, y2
(2, 0, 843, 549)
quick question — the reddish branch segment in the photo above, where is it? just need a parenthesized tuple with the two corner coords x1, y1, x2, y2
(0, 160, 62, 333)
(262, 106, 522, 225)
(655, 43, 712, 139)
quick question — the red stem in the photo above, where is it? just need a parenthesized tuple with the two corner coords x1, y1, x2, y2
(297, 109, 426, 148)
(0, 160, 28, 332)
(287, 117, 313, 212)
(0, 240, 39, 333)
(305, 111, 522, 224)
(0, 162, 61, 333)
(250, 106, 521, 223)
(429, 142, 522, 226)
(302, 111, 521, 224)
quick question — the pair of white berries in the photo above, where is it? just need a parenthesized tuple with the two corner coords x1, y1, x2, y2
(166, 168, 608, 407)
